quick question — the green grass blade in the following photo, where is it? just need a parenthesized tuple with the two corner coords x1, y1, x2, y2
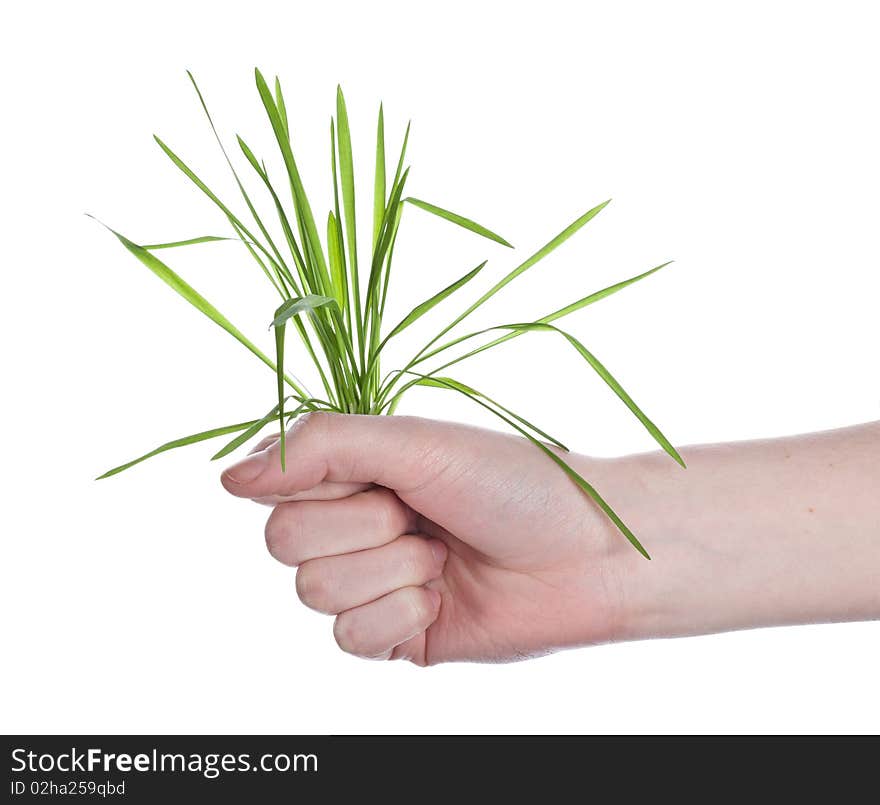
(327, 212, 346, 311)
(274, 323, 287, 471)
(143, 235, 231, 249)
(153, 135, 242, 225)
(500, 322, 684, 467)
(458, 198, 610, 314)
(269, 294, 340, 437)
(364, 167, 409, 315)
(373, 103, 386, 252)
(379, 199, 404, 318)
(532, 437, 650, 559)
(330, 118, 350, 333)
(97, 420, 260, 479)
(391, 121, 411, 190)
(210, 396, 329, 461)
(274, 76, 289, 138)
(418, 261, 673, 365)
(152, 134, 284, 296)
(378, 260, 677, 442)
(236, 134, 308, 291)
(405, 197, 513, 248)
(254, 69, 329, 289)
(211, 403, 280, 460)
(235, 132, 350, 406)
(408, 372, 648, 557)
(410, 199, 611, 365)
(90, 217, 307, 395)
(186, 71, 293, 292)
(362, 165, 410, 403)
(382, 260, 487, 344)
(271, 294, 336, 328)
(416, 375, 568, 451)
(541, 261, 673, 323)
(335, 85, 363, 365)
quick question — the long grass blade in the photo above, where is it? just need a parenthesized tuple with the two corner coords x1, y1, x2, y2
(212, 403, 280, 460)
(274, 76, 289, 138)
(236, 134, 308, 290)
(418, 261, 673, 365)
(391, 121, 411, 190)
(270, 294, 338, 467)
(330, 118, 350, 332)
(254, 70, 329, 289)
(327, 213, 346, 311)
(408, 372, 648, 558)
(152, 134, 285, 296)
(415, 376, 568, 451)
(143, 235, 231, 250)
(453, 199, 610, 318)
(274, 323, 287, 471)
(335, 85, 363, 365)
(405, 197, 513, 248)
(490, 322, 684, 467)
(533, 437, 650, 559)
(364, 167, 409, 315)
(410, 199, 611, 366)
(379, 199, 404, 318)
(542, 261, 672, 322)
(373, 103, 386, 252)
(90, 217, 308, 396)
(235, 132, 348, 404)
(97, 420, 260, 479)
(382, 260, 487, 345)
(271, 294, 336, 328)
(186, 71, 294, 294)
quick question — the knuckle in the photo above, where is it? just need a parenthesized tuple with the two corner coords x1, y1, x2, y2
(293, 410, 332, 440)
(372, 489, 407, 535)
(402, 587, 432, 627)
(371, 496, 394, 536)
(398, 536, 433, 578)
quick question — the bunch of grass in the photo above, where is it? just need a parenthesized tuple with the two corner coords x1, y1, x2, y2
(94, 70, 683, 558)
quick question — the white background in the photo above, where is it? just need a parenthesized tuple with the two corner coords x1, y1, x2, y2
(1, 1, 878, 734)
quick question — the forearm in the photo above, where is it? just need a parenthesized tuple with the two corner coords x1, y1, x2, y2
(592, 422, 880, 641)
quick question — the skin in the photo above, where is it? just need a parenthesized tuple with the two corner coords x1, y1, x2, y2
(221, 415, 880, 666)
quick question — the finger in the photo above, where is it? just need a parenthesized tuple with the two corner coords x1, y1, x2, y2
(252, 480, 373, 507)
(221, 412, 472, 501)
(265, 488, 416, 566)
(333, 586, 442, 660)
(295, 535, 447, 614)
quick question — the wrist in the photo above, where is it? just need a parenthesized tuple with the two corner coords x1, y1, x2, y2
(586, 450, 705, 643)
(581, 446, 762, 644)
(558, 451, 700, 646)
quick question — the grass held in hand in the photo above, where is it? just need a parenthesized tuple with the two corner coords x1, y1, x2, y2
(93, 69, 684, 559)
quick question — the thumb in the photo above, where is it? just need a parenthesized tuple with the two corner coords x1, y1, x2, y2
(220, 412, 463, 501)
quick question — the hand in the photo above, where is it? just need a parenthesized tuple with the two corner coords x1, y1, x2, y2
(220, 412, 632, 665)
(222, 415, 880, 664)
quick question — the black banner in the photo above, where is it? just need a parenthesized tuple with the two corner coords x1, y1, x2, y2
(2, 735, 877, 801)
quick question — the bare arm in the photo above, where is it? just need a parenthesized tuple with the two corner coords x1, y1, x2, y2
(603, 421, 880, 641)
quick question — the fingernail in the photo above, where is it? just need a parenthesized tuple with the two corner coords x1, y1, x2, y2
(430, 539, 448, 565)
(225, 450, 270, 484)
(248, 438, 279, 455)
